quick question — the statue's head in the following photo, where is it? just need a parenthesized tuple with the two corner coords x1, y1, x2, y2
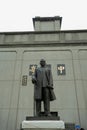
(40, 59, 46, 67)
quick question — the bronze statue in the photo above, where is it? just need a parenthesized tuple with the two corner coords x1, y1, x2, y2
(32, 59, 56, 117)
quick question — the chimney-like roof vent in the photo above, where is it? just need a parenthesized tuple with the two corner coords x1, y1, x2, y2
(33, 16, 62, 31)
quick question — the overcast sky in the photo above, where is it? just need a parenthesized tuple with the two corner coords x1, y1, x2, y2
(0, 0, 87, 32)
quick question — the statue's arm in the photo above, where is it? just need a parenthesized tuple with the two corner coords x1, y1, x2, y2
(32, 69, 37, 84)
(47, 69, 53, 89)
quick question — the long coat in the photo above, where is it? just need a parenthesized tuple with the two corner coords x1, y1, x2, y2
(32, 66, 56, 101)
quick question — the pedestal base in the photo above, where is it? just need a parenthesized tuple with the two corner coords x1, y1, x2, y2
(21, 120, 65, 130)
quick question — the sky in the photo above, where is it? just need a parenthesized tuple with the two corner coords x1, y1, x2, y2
(0, 0, 87, 32)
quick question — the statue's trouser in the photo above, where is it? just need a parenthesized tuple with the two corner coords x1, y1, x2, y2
(36, 87, 50, 116)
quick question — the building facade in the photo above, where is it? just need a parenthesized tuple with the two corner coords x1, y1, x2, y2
(0, 16, 87, 130)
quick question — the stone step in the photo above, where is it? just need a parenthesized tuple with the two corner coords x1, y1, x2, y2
(26, 116, 60, 120)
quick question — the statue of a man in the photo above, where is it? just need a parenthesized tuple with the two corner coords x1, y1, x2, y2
(32, 59, 56, 117)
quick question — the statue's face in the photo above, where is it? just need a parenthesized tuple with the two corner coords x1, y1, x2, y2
(40, 60, 46, 67)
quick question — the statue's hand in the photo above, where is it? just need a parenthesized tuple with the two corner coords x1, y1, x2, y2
(47, 85, 53, 89)
(32, 77, 37, 84)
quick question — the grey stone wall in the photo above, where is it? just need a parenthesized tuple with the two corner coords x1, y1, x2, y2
(0, 30, 87, 45)
(0, 30, 87, 130)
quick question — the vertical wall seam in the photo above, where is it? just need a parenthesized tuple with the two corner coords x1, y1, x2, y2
(72, 50, 81, 125)
(15, 50, 24, 130)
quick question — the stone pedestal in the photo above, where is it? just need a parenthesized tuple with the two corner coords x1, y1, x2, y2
(21, 119, 65, 130)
